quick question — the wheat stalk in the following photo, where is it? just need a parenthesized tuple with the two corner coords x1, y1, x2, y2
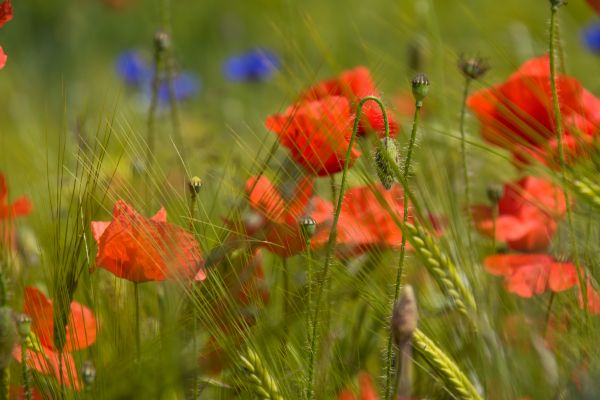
(413, 329, 482, 400)
(239, 348, 284, 400)
(402, 222, 477, 320)
(572, 177, 600, 212)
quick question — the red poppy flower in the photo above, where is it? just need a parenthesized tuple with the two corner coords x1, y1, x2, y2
(587, 0, 600, 15)
(266, 96, 360, 176)
(91, 200, 205, 282)
(467, 55, 600, 165)
(0, 172, 32, 250)
(578, 278, 600, 314)
(338, 372, 379, 400)
(12, 287, 97, 390)
(472, 176, 566, 252)
(302, 66, 399, 137)
(244, 175, 330, 257)
(0, 0, 12, 27)
(312, 183, 412, 258)
(484, 254, 577, 298)
(0, 47, 6, 70)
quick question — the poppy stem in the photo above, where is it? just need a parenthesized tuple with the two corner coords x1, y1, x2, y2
(385, 100, 423, 400)
(304, 239, 314, 400)
(281, 256, 290, 322)
(21, 340, 32, 400)
(459, 76, 474, 248)
(548, 1, 585, 310)
(491, 203, 498, 253)
(134, 282, 141, 360)
(308, 96, 388, 400)
(0, 369, 7, 400)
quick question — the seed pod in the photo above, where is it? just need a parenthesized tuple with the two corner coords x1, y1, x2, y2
(486, 183, 503, 205)
(16, 313, 32, 339)
(299, 215, 317, 240)
(375, 137, 399, 190)
(458, 55, 490, 80)
(411, 73, 430, 106)
(188, 176, 203, 194)
(81, 360, 97, 388)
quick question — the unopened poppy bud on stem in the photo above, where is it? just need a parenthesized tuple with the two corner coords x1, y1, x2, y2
(486, 183, 504, 205)
(458, 55, 490, 81)
(375, 137, 399, 190)
(81, 360, 96, 388)
(299, 215, 317, 240)
(391, 285, 418, 346)
(411, 73, 430, 107)
(16, 314, 31, 339)
(188, 176, 202, 195)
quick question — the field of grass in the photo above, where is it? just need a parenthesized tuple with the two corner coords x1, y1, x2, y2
(1, 0, 600, 399)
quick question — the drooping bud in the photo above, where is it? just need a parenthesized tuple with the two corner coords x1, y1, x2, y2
(81, 360, 97, 388)
(550, 0, 566, 9)
(299, 216, 317, 240)
(486, 183, 504, 205)
(153, 31, 171, 53)
(411, 73, 430, 107)
(375, 137, 399, 190)
(188, 176, 203, 195)
(16, 313, 31, 339)
(458, 55, 490, 80)
(391, 285, 418, 347)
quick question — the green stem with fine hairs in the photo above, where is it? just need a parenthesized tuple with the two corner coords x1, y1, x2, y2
(21, 341, 32, 400)
(459, 77, 474, 250)
(385, 99, 423, 400)
(304, 237, 314, 400)
(307, 96, 389, 400)
(134, 282, 141, 361)
(548, 2, 585, 310)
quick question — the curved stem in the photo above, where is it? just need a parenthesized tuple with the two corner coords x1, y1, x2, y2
(385, 101, 422, 400)
(307, 96, 388, 399)
(21, 342, 32, 400)
(548, 3, 585, 309)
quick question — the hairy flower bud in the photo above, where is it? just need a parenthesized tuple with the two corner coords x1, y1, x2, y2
(391, 285, 418, 347)
(16, 313, 31, 339)
(375, 137, 399, 190)
(486, 183, 504, 205)
(188, 176, 203, 195)
(458, 55, 490, 80)
(81, 360, 97, 388)
(411, 73, 430, 106)
(299, 215, 317, 240)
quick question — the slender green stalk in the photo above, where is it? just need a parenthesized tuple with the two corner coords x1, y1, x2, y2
(459, 77, 473, 249)
(304, 238, 314, 400)
(308, 96, 387, 399)
(281, 257, 289, 321)
(134, 282, 141, 360)
(21, 342, 32, 400)
(385, 100, 423, 400)
(491, 204, 498, 253)
(0, 368, 8, 400)
(548, 1, 585, 308)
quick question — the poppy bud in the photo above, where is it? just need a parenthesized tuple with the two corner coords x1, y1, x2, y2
(391, 285, 418, 347)
(375, 137, 399, 190)
(16, 313, 31, 339)
(486, 183, 503, 205)
(411, 73, 430, 106)
(154, 31, 171, 53)
(299, 216, 317, 240)
(550, 0, 566, 9)
(188, 176, 202, 194)
(458, 55, 490, 80)
(81, 360, 96, 388)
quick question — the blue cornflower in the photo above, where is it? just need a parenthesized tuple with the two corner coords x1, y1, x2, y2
(157, 73, 201, 105)
(116, 51, 151, 87)
(582, 22, 600, 53)
(223, 49, 280, 82)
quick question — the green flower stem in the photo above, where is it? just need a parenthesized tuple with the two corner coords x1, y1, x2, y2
(304, 238, 314, 400)
(459, 77, 474, 250)
(134, 282, 141, 360)
(21, 341, 32, 400)
(307, 96, 388, 400)
(145, 36, 164, 199)
(385, 100, 423, 400)
(548, 2, 585, 309)
(0, 368, 8, 400)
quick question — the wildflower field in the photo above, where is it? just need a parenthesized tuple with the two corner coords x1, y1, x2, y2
(2, 0, 600, 398)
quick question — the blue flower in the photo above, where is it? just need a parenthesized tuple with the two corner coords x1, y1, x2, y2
(582, 22, 600, 53)
(116, 51, 151, 87)
(157, 73, 201, 105)
(223, 49, 280, 82)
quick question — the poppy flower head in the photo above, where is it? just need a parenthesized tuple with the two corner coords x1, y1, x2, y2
(12, 287, 97, 390)
(0, 172, 32, 250)
(473, 176, 566, 252)
(0, 47, 6, 70)
(223, 49, 280, 82)
(587, 0, 600, 15)
(467, 55, 600, 165)
(91, 200, 205, 282)
(484, 254, 577, 298)
(266, 96, 360, 176)
(301, 66, 398, 137)
(0, 0, 12, 28)
(338, 372, 379, 400)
